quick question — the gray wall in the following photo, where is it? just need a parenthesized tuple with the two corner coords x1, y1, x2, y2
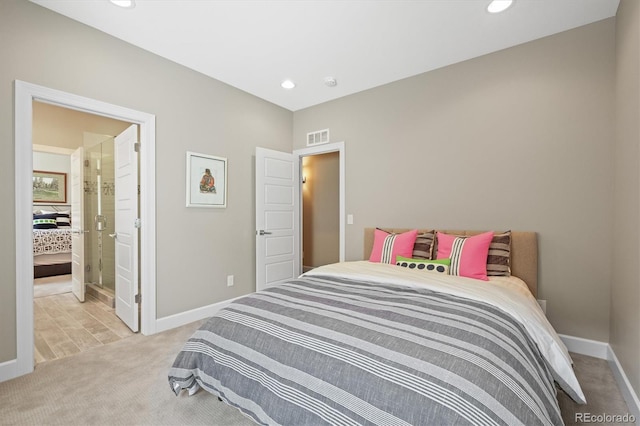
(0, 0, 292, 363)
(612, 0, 640, 399)
(294, 19, 616, 342)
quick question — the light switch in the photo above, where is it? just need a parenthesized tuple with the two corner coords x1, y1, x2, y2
(347, 214, 354, 225)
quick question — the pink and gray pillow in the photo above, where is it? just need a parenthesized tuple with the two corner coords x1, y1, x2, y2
(369, 229, 418, 264)
(436, 231, 494, 281)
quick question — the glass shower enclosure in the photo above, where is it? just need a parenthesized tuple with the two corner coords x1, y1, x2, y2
(83, 133, 115, 293)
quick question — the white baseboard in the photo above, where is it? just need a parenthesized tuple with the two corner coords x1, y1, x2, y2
(1, 296, 242, 383)
(0, 358, 19, 383)
(560, 334, 640, 420)
(608, 345, 640, 421)
(154, 295, 243, 333)
(559, 334, 610, 359)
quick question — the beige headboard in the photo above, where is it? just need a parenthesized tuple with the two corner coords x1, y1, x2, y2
(364, 228, 538, 297)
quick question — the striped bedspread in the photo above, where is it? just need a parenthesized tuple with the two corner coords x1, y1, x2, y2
(169, 270, 570, 425)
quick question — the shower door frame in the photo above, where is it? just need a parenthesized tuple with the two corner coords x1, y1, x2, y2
(12, 80, 157, 381)
(84, 135, 116, 291)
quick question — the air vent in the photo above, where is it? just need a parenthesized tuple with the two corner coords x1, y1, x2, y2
(307, 129, 330, 146)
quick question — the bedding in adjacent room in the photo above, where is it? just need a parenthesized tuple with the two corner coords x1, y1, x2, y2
(32, 205, 72, 278)
(33, 228, 72, 256)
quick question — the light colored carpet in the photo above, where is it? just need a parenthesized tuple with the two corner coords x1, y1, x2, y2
(558, 353, 635, 425)
(0, 320, 253, 426)
(0, 319, 633, 426)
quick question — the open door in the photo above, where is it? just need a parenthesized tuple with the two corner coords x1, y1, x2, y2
(113, 124, 139, 332)
(70, 147, 85, 302)
(255, 147, 300, 291)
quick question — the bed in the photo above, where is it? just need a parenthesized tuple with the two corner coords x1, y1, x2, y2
(33, 206, 72, 278)
(168, 228, 585, 425)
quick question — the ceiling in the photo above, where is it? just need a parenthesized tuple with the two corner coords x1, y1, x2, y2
(31, 0, 619, 112)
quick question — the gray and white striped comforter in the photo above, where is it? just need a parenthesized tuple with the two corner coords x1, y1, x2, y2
(169, 275, 564, 426)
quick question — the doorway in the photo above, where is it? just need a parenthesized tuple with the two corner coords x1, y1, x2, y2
(32, 121, 133, 363)
(301, 152, 340, 272)
(255, 142, 345, 292)
(12, 80, 157, 381)
(294, 141, 345, 266)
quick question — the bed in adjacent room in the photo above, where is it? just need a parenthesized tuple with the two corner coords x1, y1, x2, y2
(168, 228, 585, 426)
(33, 206, 72, 278)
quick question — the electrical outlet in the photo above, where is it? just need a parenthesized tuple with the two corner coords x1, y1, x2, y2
(227, 275, 234, 287)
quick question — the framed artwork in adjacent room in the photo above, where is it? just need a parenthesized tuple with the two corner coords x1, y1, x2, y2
(33, 170, 67, 203)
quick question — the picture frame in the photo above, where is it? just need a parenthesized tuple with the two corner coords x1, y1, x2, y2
(33, 170, 67, 204)
(186, 151, 227, 208)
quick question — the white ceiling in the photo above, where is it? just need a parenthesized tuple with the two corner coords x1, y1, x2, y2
(31, 0, 619, 112)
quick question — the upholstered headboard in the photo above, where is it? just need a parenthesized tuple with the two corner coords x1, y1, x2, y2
(364, 228, 538, 297)
(33, 204, 71, 214)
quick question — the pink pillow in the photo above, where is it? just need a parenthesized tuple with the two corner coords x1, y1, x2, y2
(369, 229, 418, 264)
(436, 231, 494, 281)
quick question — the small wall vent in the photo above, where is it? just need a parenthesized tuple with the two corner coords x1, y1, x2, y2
(307, 129, 330, 146)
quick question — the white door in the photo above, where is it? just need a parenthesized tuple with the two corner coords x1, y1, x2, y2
(255, 147, 300, 291)
(70, 147, 85, 302)
(113, 125, 139, 332)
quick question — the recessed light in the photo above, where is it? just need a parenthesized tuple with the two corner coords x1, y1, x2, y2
(281, 80, 296, 89)
(487, 0, 513, 14)
(110, 0, 136, 9)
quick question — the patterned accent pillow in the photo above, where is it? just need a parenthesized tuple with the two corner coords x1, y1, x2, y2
(369, 229, 418, 264)
(412, 231, 435, 259)
(33, 214, 58, 229)
(396, 256, 450, 274)
(436, 231, 493, 280)
(487, 231, 511, 277)
(55, 213, 71, 228)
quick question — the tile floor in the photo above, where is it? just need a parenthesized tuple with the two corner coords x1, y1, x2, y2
(33, 282, 134, 364)
(33, 274, 72, 298)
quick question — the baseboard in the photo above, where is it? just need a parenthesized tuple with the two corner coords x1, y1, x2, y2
(608, 346, 640, 421)
(560, 334, 640, 420)
(154, 295, 243, 334)
(2, 296, 242, 383)
(0, 358, 18, 383)
(559, 334, 609, 359)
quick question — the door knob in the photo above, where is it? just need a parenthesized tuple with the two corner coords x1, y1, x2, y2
(108, 233, 118, 239)
(258, 230, 272, 236)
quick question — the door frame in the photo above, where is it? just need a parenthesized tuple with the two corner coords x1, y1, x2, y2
(293, 141, 345, 263)
(12, 80, 157, 380)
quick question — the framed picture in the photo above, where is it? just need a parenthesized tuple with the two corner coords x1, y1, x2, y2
(33, 170, 67, 203)
(186, 151, 227, 208)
